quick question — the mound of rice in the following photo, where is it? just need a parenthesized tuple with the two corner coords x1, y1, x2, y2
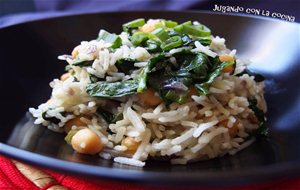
(29, 18, 267, 167)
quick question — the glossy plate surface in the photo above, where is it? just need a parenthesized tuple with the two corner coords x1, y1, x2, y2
(0, 11, 299, 186)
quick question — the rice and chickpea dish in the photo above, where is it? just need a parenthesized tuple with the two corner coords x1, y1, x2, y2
(29, 18, 268, 167)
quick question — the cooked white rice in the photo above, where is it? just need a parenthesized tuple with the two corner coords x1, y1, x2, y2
(29, 18, 267, 167)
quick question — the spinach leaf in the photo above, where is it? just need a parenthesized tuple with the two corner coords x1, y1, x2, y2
(159, 77, 192, 105)
(146, 54, 166, 72)
(161, 90, 188, 105)
(145, 52, 233, 103)
(86, 80, 138, 98)
(137, 54, 168, 92)
(162, 77, 191, 91)
(195, 83, 210, 95)
(97, 107, 114, 123)
(177, 53, 209, 78)
(137, 54, 167, 92)
(97, 107, 123, 124)
(147, 69, 169, 91)
(42, 111, 61, 124)
(237, 69, 265, 82)
(171, 48, 193, 56)
(149, 53, 197, 104)
(72, 59, 94, 67)
(248, 98, 268, 136)
(195, 61, 234, 95)
(87, 54, 167, 98)
(206, 56, 221, 71)
(115, 58, 138, 74)
(146, 52, 210, 104)
(175, 53, 195, 71)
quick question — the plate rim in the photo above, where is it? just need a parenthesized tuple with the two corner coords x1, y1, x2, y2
(1, 10, 300, 186)
(2, 143, 300, 186)
(0, 10, 298, 30)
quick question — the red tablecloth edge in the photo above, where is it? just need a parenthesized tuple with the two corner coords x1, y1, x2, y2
(1, 155, 300, 190)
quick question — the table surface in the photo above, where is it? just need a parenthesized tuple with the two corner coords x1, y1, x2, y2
(1, 155, 300, 190)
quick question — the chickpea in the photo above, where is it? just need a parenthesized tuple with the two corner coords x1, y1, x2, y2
(222, 65, 234, 73)
(218, 119, 238, 137)
(64, 116, 88, 133)
(219, 54, 234, 62)
(137, 88, 162, 107)
(140, 23, 157, 33)
(121, 137, 141, 155)
(60, 73, 71, 81)
(71, 128, 103, 155)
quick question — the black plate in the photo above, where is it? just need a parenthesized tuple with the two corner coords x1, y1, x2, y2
(0, 11, 299, 186)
